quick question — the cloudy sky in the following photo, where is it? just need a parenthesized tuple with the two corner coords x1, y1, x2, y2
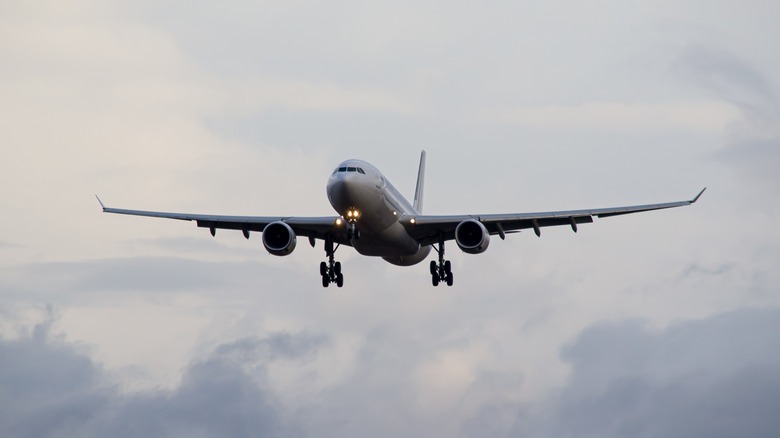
(1, 0, 779, 436)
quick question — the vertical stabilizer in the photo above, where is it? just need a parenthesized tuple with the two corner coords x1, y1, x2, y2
(413, 150, 426, 213)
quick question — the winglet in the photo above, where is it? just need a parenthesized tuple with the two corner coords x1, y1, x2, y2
(413, 150, 426, 213)
(95, 195, 106, 211)
(691, 187, 707, 203)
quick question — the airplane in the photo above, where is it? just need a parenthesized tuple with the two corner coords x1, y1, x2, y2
(98, 151, 705, 287)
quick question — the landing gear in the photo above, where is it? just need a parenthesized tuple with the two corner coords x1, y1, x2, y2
(347, 223, 360, 240)
(320, 237, 344, 288)
(430, 236, 454, 287)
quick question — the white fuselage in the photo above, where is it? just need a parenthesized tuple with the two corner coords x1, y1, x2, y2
(326, 159, 431, 266)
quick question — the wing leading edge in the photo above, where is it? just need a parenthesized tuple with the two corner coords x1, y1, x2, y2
(96, 196, 344, 243)
(405, 188, 706, 246)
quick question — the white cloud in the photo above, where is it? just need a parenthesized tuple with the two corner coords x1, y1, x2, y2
(414, 345, 484, 413)
(220, 79, 418, 114)
(491, 100, 740, 132)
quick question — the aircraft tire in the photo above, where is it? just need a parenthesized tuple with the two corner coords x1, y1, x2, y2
(432, 274, 439, 287)
(322, 274, 330, 288)
(444, 260, 451, 274)
(430, 261, 437, 276)
(320, 262, 328, 276)
(334, 261, 342, 275)
(336, 273, 344, 287)
(446, 272, 454, 286)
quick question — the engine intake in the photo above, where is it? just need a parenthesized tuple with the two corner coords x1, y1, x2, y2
(455, 219, 490, 254)
(262, 221, 297, 256)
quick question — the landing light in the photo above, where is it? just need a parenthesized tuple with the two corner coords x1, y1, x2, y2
(346, 208, 360, 222)
(336, 218, 343, 226)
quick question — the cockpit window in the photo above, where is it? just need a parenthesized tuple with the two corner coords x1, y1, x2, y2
(334, 166, 365, 174)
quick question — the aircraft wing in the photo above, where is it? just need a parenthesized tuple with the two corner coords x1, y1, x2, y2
(405, 188, 706, 246)
(96, 197, 347, 244)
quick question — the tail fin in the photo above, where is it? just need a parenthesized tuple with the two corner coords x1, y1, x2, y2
(413, 150, 426, 213)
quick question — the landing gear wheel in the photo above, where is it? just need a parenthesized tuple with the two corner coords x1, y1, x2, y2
(321, 236, 344, 288)
(429, 235, 454, 287)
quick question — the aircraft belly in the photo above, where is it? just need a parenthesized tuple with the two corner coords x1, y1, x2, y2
(382, 245, 431, 266)
(352, 221, 420, 257)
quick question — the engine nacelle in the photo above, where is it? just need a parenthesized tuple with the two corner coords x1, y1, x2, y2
(262, 221, 297, 256)
(455, 219, 490, 254)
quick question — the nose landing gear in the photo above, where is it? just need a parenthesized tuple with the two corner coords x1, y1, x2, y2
(321, 237, 344, 287)
(347, 223, 361, 240)
(430, 236, 453, 287)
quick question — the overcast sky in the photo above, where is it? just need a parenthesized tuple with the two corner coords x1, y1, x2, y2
(1, 0, 779, 436)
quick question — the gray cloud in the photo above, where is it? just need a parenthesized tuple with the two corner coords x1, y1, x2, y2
(0, 313, 326, 438)
(508, 307, 780, 438)
(129, 236, 251, 255)
(678, 262, 735, 281)
(2, 256, 299, 299)
(0, 311, 108, 438)
(4, 307, 780, 437)
(214, 332, 328, 363)
(675, 44, 780, 187)
(675, 45, 779, 117)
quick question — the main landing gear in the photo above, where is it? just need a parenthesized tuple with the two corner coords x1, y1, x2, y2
(430, 236, 454, 287)
(322, 214, 361, 287)
(320, 237, 344, 288)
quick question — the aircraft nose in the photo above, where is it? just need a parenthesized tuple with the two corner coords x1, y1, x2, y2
(327, 173, 359, 208)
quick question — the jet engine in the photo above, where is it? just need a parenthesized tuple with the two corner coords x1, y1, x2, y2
(455, 219, 490, 254)
(262, 221, 297, 256)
